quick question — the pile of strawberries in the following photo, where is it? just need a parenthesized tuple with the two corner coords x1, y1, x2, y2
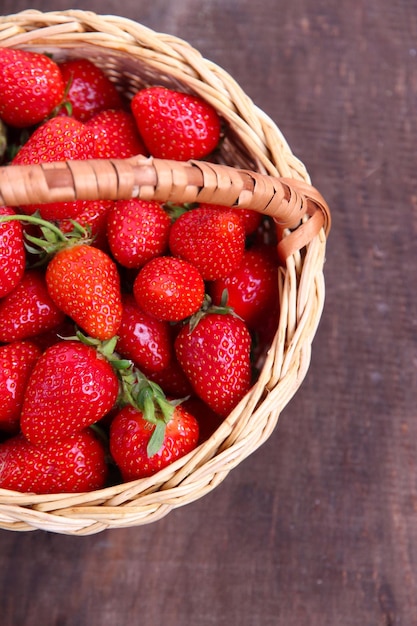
(0, 48, 280, 494)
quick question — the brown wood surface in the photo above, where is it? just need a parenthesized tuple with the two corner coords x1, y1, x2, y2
(0, 0, 416, 624)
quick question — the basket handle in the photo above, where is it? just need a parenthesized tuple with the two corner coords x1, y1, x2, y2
(0, 156, 331, 261)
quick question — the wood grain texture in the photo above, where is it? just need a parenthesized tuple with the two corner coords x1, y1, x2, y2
(0, 0, 416, 624)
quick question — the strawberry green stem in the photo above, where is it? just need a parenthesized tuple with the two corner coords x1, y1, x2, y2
(0, 212, 68, 242)
(50, 76, 74, 119)
(117, 365, 176, 457)
(0, 212, 92, 262)
(186, 291, 242, 332)
(163, 201, 197, 222)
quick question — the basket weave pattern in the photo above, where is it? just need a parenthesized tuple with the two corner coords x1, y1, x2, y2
(0, 10, 330, 535)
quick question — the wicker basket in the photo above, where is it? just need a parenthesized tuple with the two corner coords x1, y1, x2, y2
(0, 9, 331, 535)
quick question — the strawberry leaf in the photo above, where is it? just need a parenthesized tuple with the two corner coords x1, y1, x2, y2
(147, 419, 166, 457)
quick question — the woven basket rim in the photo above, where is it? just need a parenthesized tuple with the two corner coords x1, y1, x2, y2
(0, 9, 330, 535)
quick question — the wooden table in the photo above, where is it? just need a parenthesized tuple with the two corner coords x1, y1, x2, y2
(0, 1, 415, 624)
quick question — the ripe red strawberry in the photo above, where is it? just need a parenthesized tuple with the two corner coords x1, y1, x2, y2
(12, 116, 95, 165)
(45, 244, 123, 341)
(0, 206, 25, 298)
(0, 48, 65, 127)
(0, 269, 66, 343)
(59, 58, 124, 122)
(169, 206, 245, 280)
(131, 86, 221, 160)
(198, 203, 262, 236)
(87, 109, 147, 158)
(20, 340, 119, 445)
(208, 247, 279, 329)
(109, 403, 199, 480)
(0, 341, 42, 434)
(106, 199, 171, 269)
(116, 294, 173, 373)
(133, 256, 205, 322)
(12, 116, 96, 220)
(175, 312, 252, 416)
(0, 429, 108, 494)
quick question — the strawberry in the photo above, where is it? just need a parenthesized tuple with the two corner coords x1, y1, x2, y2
(106, 199, 171, 269)
(198, 202, 262, 236)
(116, 294, 173, 373)
(109, 403, 199, 480)
(86, 109, 147, 158)
(58, 58, 124, 122)
(131, 86, 221, 160)
(208, 247, 279, 329)
(175, 312, 252, 416)
(0, 269, 66, 343)
(0, 429, 108, 494)
(11, 112, 95, 165)
(45, 243, 123, 341)
(0, 341, 42, 434)
(0, 206, 25, 298)
(133, 256, 205, 322)
(20, 340, 119, 445)
(12, 116, 96, 220)
(0, 48, 65, 128)
(169, 206, 245, 280)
